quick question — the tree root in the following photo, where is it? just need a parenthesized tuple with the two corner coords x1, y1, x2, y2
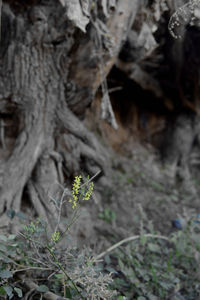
(56, 104, 109, 175)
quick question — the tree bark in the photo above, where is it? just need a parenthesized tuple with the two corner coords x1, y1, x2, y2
(0, 0, 139, 226)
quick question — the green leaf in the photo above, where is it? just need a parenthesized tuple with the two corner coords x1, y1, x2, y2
(9, 243, 18, 248)
(135, 252, 143, 261)
(7, 249, 17, 257)
(140, 235, 147, 246)
(65, 287, 72, 298)
(0, 235, 7, 242)
(148, 243, 160, 253)
(0, 286, 6, 295)
(0, 253, 13, 263)
(137, 297, 146, 300)
(98, 213, 104, 219)
(105, 255, 111, 265)
(3, 285, 13, 297)
(94, 263, 104, 272)
(105, 266, 118, 274)
(55, 273, 63, 279)
(8, 235, 16, 240)
(159, 281, 172, 290)
(0, 244, 7, 252)
(14, 287, 23, 298)
(118, 258, 125, 270)
(36, 285, 49, 293)
(0, 269, 13, 279)
(6, 209, 15, 219)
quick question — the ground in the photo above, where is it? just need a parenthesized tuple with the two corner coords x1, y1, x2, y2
(66, 101, 200, 251)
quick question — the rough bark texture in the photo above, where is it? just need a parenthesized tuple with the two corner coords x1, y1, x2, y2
(1, 0, 200, 228)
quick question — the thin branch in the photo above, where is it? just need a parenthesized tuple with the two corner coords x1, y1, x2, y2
(29, 256, 49, 267)
(47, 270, 57, 280)
(94, 233, 170, 261)
(0, 249, 52, 274)
(80, 170, 101, 188)
(46, 246, 84, 300)
(108, 86, 123, 93)
(13, 267, 52, 274)
(18, 232, 43, 247)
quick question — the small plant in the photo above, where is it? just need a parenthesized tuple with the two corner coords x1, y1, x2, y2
(0, 234, 25, 299)
(0, 173, 116, 299)
(99, 208, 116, 224)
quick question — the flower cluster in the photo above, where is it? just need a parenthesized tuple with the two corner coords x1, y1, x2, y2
(51, 231, 60, 243)
(83, 182, 94, 201)
(24, 219, 39, 234)
(69, 175, 82, 209)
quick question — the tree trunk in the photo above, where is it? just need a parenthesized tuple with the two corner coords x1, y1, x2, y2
(1, 0, 200, 228)
(0, 0, 139, 227)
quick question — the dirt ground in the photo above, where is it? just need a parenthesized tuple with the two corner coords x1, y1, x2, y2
(62, 97, 199, 252)
(70, 137, 200, 254)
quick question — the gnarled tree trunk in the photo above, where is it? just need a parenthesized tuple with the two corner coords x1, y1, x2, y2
(0, 0, 139, 227)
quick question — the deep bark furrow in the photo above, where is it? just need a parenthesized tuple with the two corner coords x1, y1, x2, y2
(0, 117, 45, 213)
(57, 106, 108, 172)
(27, 181, 50, 224)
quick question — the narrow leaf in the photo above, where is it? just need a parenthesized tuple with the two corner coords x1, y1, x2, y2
(36, 285, 49, 293)
(3, 285, 13, 297)
(14, 287, 23, 298)
(0, 235, 7, 242)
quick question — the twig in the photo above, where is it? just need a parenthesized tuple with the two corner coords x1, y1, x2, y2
(47, 270, 57, 280)
(80, 170, 101, 188)
(29, 256, 49, 267)
(52, 171, 100, 234)
(13, 267, 52, 274)
(18, 232, 43, 247)
(57, 208, 81, 244)
(94, 233, 170, 261)
(46, 246, 85, 300)
(108, 86, 123, 93)
(19, 232, 84, 299)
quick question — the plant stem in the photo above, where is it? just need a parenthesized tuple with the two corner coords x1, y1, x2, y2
(20, 232, 84, 298)
(46, 246, 85, 300)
